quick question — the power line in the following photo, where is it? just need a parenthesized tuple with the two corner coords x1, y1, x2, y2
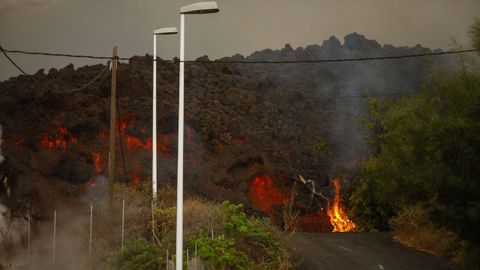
(0, 44, 471, 100)
(332, 91, 418, 100)
(1, 44, 52, 92)
(1, 45, 109, 93)
(189, 49, 479, 64)
(1, 45, 477, 64)
(63, 63, 109, 93)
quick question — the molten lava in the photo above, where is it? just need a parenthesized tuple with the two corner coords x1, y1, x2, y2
(41, 127, 78, 150)
(297, 211, 333, 232)
(126, 136, 152, 152)
(248, 174, 289, 214)
(92, 152, 103, 174)
(326, 178, 356, 232)
(233, 137, 246, 145)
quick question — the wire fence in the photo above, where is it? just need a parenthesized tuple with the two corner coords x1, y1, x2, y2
(0, 200, 210, 270)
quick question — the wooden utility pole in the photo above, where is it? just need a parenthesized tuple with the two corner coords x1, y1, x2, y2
(108, 46, 118, 207)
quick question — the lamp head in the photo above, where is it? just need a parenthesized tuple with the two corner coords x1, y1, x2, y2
(180, 1, 219, 14)
(154, 27, 178, 35)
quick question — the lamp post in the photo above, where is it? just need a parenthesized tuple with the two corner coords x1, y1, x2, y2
(177, 2, 219, 269)
(153, 27, 177, 201)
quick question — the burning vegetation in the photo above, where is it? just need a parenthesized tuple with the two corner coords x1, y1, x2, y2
(247, 173, 356, 232)
(327, 178, 356, 232)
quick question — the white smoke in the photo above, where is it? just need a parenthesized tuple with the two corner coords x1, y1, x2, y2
(0, 125, 4, 164)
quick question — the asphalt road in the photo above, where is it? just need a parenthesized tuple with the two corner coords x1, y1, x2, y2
(291, 232, 451, 270)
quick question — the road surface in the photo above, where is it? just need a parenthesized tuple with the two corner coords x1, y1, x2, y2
(291, 232, 450, 270)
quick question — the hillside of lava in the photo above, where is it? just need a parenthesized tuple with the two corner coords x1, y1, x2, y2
(0, 33, 444, 232)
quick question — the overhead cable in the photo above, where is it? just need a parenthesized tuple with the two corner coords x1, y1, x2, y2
(1, 46, 477, 64)
(1, 45, 109, 93)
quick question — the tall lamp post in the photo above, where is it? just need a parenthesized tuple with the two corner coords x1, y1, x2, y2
(153, 27, 177, 201)
(177, 2, 219, 269)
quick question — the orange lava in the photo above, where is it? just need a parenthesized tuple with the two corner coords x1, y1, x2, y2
(41, 127, 78, 150)
(41, 113, 175, 190)
(233, 137, 246, 145)
(297, 211, 333, 232)
(92, 152, 103, 174)
(131, 176, 141, 187)
(159, 135, 171, 155)
(126, 136, 152, 152)
(248, 174, 289, 214)
(326, 178, 356, 232)
(98, 131, 108, 140)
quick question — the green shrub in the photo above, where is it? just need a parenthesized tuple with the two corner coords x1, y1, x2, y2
(188, 233, 253, 270)
(187, 201, 294, 270)
(106, 238, 165, 270)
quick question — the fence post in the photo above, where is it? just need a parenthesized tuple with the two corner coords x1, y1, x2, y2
(89, 203, 93, 255)
(121, 200, 125, 249)
(53, 210, 56, 264)
(195, 241, 197, 270)
(166, 249, 169, 270)
(151, 200, 155, 244)
(27, 214, 31, 265)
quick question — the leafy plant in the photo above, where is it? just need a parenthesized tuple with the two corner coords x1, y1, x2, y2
(106, 238, 165, 270)
(187, 201, 294, 270)
(188, 233, 253, 270)
(348, 42, 480, 268)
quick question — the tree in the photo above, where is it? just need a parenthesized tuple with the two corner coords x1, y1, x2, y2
(349, 20, 480, 267)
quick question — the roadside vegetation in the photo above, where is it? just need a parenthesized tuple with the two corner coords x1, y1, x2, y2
(348, 19, 480, 269)
(89, 183, 295, 270)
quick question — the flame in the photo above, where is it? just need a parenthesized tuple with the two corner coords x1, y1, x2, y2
(248, 174, 289, 214)
(326, 178, 356, 232)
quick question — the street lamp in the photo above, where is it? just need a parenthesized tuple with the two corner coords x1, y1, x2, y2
(176, 2, 219, 269)
(153, 27, 177, 201)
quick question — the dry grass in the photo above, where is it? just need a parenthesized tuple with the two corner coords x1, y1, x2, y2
(183, 197, 227, 237)
(391, 204, 462, 259)
(282, 182, 300, 232)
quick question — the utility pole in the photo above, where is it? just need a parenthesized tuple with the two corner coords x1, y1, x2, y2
(108, 46, 118, 207)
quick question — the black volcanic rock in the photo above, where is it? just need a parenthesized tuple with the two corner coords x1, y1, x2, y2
(344, 32, 381, 51)
(0, 33, 456, 231)
(323, 36, 341, 49)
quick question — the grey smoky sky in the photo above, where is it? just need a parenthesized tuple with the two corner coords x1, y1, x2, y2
(0, 0, 479, 81)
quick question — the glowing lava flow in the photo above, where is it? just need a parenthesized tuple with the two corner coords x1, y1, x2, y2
(248, 174, 289, 214)
(41, 127, 78, 150)
(326, 178, 356, 232)
(92, 152, 103, 174)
